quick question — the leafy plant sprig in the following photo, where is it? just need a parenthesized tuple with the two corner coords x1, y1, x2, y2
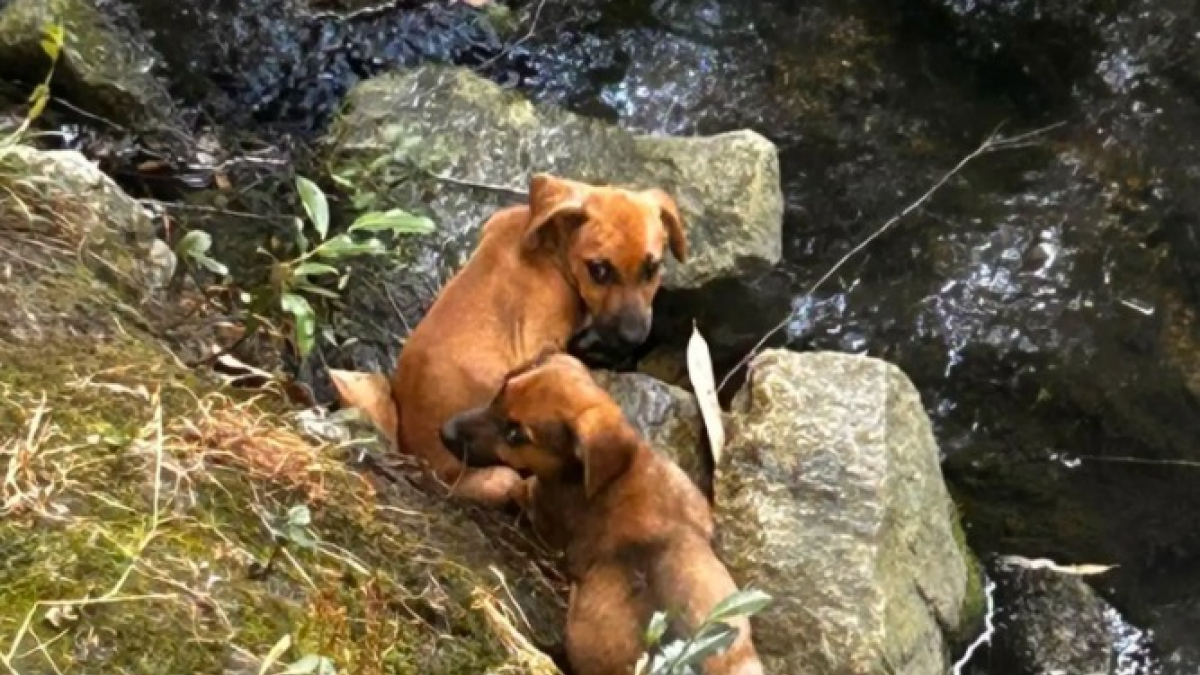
(272, 176, 434, 358)
(2, 22, 65, 149)
(635, 589, 773, 675)
(175, 175, 434, 360)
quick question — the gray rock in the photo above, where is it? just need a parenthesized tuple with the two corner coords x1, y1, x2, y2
(715, 349, 983, 675)
(989, 560, 1114, 675)
(319, 64, 782, 364)
(592, 370, 709, 493)
(0, 145, 171, 344)
(0, 0, 178, 131)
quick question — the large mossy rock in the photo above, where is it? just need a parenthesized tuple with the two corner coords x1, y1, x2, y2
(0, 144, 563, 674)
(715, 350, 983, 675)
(317, 64, 782, 374)
(0, 0, 178, 131)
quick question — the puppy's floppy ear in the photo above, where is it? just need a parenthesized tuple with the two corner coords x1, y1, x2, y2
(571, 406, 638, 499)
(525, 173, 588, 254)
(642, 188, 687, 262)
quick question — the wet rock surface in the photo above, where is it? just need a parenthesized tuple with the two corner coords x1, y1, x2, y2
(714, 349, 982, 675)
(987, 560, 1115, 675)
(101, 0, 509, 133)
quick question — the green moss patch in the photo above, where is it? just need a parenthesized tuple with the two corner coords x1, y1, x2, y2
(0, 145, 564, 675)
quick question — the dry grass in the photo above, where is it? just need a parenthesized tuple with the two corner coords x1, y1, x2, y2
(0, 143, 566, 675)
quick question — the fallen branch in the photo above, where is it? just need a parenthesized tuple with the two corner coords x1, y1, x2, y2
(717, 121, 1066, 393)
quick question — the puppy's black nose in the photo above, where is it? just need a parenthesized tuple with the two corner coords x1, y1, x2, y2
(439, 420, 462, 452)
(616, 315, 650, 346)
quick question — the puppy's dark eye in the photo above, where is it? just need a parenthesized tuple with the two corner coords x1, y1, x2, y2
(586, 260, 615, 285)
(642, 258, 662, 282)
(503, 421, 530, 446)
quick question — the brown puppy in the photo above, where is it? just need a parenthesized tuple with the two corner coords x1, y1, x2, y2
(441, 353, 764, 675)
(391, 174, 687, 506)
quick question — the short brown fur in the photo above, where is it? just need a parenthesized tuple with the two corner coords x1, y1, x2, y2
(443, 354, 764, 675)
(390, 174, 687, 505)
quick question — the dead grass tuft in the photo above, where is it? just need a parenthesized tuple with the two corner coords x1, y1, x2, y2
(175, 391, 355, 504)
(1, 143, 566, 675)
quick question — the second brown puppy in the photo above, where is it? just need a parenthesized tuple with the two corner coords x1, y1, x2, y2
(442, 353, 764, 675)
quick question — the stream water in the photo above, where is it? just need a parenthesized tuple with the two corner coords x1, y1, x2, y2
(60, 0, 1200, 671)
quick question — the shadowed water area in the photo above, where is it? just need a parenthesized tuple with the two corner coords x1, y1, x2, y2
(9, 0, 1200, 672)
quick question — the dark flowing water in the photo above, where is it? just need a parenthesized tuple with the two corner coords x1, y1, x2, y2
(63, 0, 1200, 671)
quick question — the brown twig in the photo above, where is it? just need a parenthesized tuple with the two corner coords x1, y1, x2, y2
(716, 121, 1067, 394)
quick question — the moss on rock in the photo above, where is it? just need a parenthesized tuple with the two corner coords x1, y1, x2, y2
(0, 144, 563, 675)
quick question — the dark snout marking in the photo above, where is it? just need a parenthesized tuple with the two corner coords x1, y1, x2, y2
(440, 413, 505, 468)
(615, 310, 650, 346)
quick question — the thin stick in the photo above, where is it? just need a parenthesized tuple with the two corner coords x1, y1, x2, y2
(1077, 455, 1200, 468)
(140, 199, 284, 222)
(952, 577, 997, 674)
(427, 171, 524, 196)
(717, 121, 1066, 393)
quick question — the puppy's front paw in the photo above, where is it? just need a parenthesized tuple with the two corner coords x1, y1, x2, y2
(452, 465, 525, 507)
(509, 475, 538, 511)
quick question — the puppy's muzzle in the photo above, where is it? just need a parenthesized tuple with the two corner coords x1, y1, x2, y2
(440, 411, 504, 468)
(596, 311, 652, 350)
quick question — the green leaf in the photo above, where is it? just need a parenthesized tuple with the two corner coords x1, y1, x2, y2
(292, 262, 340, 279)
(367, 153, 393, 172)
(286, 505, 311, 527)
(40, 23, 64, 59)
(644, 612, 669, 647)
(350, 191, 376, 211)
(293, 217, 309, 254)
(175, 230, 213, 258)
(295, 176, 330, 241)
(348, 208, 435, 236)
(193, 254, 229, 276)
(286, 528, 318, 550)
(293, 283, 340, 300)
(673, 624, 739, 671)
(176, 230, 229, 275)
(705, 589, 772, 626)
(314, 234, 387, 261)
(281, 292, 317, 358)
(648, 640, 689, 675)
(26, 83, 50, 122)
